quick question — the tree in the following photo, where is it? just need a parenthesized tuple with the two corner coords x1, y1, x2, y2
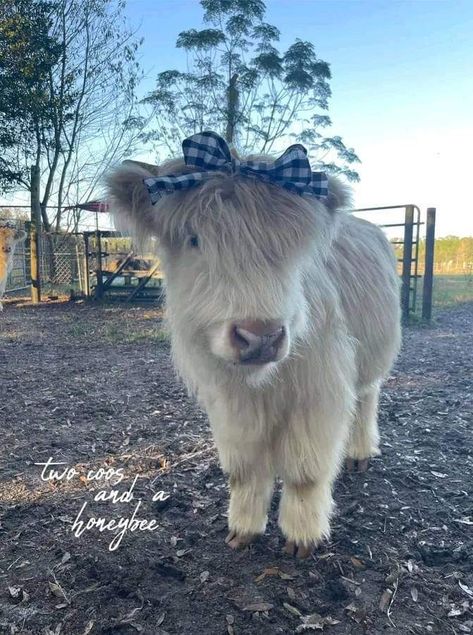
(143, 0, 360, 180)
(0, 0, 143, 232)
(0, 0, 60, 191)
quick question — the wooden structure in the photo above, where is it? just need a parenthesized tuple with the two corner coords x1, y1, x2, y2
(83, 230, 164, 303)
(30, 165, 42, 303)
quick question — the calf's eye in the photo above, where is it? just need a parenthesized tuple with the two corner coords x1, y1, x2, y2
(188, 235, 199, 249)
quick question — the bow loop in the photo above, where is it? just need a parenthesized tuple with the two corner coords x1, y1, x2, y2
(144, 131, 328, 204)
(182, 130, 232, 169)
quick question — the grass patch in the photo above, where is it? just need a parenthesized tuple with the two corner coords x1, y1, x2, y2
(415, 274, 473, 311)
(66, 321, 90, 339)
(64, 315, 169, 345)
(103, 322, 170, 344)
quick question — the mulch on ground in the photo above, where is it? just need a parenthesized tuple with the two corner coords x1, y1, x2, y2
(0, 299, 472, 634)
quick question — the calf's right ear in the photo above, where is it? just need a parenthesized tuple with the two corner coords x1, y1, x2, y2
(325, 176, 352, 213)
(106, 161, 159, 238)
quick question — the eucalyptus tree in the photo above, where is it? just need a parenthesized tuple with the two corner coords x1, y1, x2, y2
(143, 0, 359, 180)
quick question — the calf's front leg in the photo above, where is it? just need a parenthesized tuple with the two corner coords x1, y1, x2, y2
(279, 480, 333, 558)
(225, 468, 274, 549)
(276, 409, 351, 558)
(207, 399, 275, 549)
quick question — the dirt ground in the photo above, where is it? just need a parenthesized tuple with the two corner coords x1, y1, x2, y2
(0, 298, 472, 635)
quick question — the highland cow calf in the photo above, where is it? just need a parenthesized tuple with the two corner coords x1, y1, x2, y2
(107, 133, 401, 558)
(0, 226, 26, 311)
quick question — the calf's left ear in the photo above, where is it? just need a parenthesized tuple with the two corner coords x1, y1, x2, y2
(106, 160, 159, 239)
(14, 230, 26, 241)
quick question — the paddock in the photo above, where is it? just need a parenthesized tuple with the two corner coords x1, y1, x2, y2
(1, 198, 472, 634)
(0, 300, 471, 634)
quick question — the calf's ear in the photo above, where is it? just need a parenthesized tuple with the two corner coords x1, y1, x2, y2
(106, 160, 159, 239)
(325, 176, 352, 213)
(122, 159, 160, 175)
(14, 229, 26, 241)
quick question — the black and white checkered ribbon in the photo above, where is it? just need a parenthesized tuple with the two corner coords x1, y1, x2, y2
(144, 131, 328, 204)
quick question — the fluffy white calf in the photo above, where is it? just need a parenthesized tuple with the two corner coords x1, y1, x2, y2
(107, 144, 400, 558)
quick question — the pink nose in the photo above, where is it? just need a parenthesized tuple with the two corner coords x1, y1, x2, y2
(230, 320, 286, 364)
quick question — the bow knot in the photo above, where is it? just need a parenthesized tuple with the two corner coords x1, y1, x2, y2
(144, 131, 328, 203)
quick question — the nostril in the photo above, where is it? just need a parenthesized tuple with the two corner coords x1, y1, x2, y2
(232, 326, 252, 351)
(270, 326, 285, 348)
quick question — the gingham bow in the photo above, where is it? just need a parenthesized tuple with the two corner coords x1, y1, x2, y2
(144, 131, 328, 203)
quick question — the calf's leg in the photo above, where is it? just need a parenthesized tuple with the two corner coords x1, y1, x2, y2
(0, 278, 5, 310)
(276, 410, 350, 559)
(346, 383, 381, 472)
(225, 468, 274, 549)
(206, 397, 275, 549)
(279, 480, 334, 558)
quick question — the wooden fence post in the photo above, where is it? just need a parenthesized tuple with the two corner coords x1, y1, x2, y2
(83, 233, 91, 297)
(422, 207, 436, 321)
(30, 165, 42, 303)
(95, 230, 104, 299)
(401, 205, 414, 323)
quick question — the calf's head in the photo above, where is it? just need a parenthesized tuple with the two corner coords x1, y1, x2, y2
(0, 227, 26, 258)
(107, 157, 349, 385)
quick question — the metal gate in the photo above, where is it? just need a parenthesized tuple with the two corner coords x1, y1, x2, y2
(352, 205, 436, 323)
(1, 218, 29, 294)
(2, 227, 86, 297)
(39, 233, 86, 290)
(83, 230, 163, 302)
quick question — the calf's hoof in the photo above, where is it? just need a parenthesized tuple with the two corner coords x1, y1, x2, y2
(345, 457, 370, 473)
(283, 540, 315, 559)
(225, 530, 256, 550)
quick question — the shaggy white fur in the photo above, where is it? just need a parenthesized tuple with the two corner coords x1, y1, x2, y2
(107, 154, 401, 557)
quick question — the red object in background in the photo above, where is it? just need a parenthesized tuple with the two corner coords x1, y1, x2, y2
(73, 200, 109, 213)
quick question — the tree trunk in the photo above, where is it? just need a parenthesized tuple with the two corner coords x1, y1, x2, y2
(225, 73, 239, 144)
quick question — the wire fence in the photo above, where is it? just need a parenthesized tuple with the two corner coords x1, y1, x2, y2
(1, 227, 86, 297)
(1, 223, 151, 299)
(1, 203, 114, 297)
(39, 233, 86, 290)
(1, 218, 29, 293)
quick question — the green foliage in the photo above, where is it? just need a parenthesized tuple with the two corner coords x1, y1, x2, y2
(392, 236, 473, 274)
(427, 236, 473, 273)
(416, 274, 473, 311)
(143, 0, 360, 179)
(0, 0, 60, 188)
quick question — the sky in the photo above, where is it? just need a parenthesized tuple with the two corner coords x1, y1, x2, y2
(122, 0, 473, 237)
